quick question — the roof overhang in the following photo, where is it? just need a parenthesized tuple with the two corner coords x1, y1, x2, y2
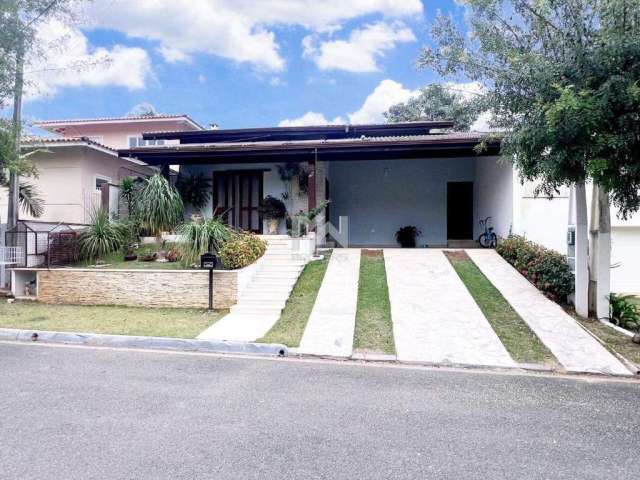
(119, 136, 501, 166)
(35, 115, 203, 132)
(142, 121, 456, 144)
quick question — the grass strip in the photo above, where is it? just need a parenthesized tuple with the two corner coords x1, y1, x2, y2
(353, 251, 395, 354)
(574, 317, 640, 367)
(259, 251, 332, 347)
(0, 301, 225, 338)
(446, 250, 556, 365)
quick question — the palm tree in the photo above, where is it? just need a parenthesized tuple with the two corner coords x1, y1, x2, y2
(135, 174, 183, 242)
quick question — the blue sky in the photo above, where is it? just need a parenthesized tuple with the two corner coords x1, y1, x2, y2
(19, 0, 471, 130)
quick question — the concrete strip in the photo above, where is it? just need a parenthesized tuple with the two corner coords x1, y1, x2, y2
(197, 314, 280, 342)
(467, 249, 632, 376)
(384, 249, 516, 368)
(298, 249, 361, 357)
(0, 328, 287, 357)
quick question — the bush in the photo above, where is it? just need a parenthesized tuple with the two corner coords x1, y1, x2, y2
(79, 208, 126, 261)
(178, 217, 233, 266)
(218, 233, 267, 269)
(496, 235, 574, 302)
(259, 195, 287, 220)
(608, 294, 640, 331)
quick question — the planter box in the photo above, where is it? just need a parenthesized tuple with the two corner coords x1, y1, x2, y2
(11, 262, 261, 309)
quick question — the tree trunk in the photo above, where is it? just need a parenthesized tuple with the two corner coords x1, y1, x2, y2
(7, 36, 24, 233)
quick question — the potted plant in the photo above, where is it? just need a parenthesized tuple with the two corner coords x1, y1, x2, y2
(395, 225, 422, 248)
(259, 195, 287, 234)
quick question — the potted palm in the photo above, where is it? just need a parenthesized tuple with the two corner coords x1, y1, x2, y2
(395, 225, 422, 248)
(259, 195, 287, 234)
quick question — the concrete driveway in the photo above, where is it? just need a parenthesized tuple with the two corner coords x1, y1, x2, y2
(1, 343, 638, 480)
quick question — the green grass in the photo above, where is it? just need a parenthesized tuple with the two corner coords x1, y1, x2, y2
(353, 252, 395, 354)
(0, 301, 225, 338)
(73, 243, 187, 270)
(446, 251, 556, 365)
(259, 251, 332, 347)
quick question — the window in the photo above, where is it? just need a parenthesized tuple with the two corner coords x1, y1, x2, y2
(95, 176, 110, 191)
(128, 136, 166, 148)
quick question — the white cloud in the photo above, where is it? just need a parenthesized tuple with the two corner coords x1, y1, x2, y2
(278, 111, 343, 127)
(280, 79, 495, 130)
(304, 21, 416, 73)
(81, 0, 423, 72)
(25, 19, 152, 100)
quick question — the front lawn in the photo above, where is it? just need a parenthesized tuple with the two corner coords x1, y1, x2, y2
(575, 317, 640, 368)
(353, 250, 395, 355)
(0, 301, 225, 338)
(73, 244, 187, 270)
(446, 251, 557, 366)
(259, 251, 332, 347)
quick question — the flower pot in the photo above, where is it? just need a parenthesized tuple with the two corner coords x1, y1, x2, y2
(266, 218, 280, 234)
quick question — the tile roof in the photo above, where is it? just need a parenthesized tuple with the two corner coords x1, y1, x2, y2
(34, 114, 203, 129)
(22, 135, 118, 153)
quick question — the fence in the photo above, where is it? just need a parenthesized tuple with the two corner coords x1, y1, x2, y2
(4, 221, 83, 268)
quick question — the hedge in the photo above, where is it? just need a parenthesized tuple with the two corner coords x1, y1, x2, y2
(218, 233, 267, 270)
(496, 235, 574, 302)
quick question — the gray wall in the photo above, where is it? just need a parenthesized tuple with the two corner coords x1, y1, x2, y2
(328, 158, 478, 246)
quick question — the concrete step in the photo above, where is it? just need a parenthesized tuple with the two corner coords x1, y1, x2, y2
(261, 259, 306, 267)
(254, 272, 300, 281)
(245, 284, 294, 294)
(240, 291, 291, 301)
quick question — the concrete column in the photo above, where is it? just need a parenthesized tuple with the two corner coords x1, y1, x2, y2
(589, 185, 611, 319)
(574, 182, 589, 318)
(315, 160, 327, 246)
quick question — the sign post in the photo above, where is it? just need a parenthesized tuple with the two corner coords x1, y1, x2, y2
(200, 253, 218, 311)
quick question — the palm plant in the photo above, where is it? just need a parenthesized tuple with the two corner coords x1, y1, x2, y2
(78, 208, 126, 262)
(18, 181, 44, 218)
(136, 174, 184, 242)
(119, 176, 139, 217)
(176, 173, 212, 211)
(178, 217, 233, 266)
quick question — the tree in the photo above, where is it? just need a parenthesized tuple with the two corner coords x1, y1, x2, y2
(418, 0, 640, 317)
(135, 174, 184, 242)
(384, 83, 481, 131)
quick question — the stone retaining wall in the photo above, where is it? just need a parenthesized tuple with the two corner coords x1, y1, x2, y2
(34, 268, 238, 309)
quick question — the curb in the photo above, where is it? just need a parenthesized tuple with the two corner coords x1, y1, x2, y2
(0, 328, 288, 357)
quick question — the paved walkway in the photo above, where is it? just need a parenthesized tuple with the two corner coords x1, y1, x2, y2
(467, 249, 631, 375)
(384, 249, 516, 368)
(298, 249, 361, 357)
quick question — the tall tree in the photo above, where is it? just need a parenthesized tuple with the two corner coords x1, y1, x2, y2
(418, 0, 640, 317)
(384, 83, 482, 131)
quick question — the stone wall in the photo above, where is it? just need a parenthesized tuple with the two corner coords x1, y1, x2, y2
(35, 268, 239, 309)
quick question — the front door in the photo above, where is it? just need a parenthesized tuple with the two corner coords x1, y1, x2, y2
(447, 182, 474, 240)
(213, 170, 263, 232)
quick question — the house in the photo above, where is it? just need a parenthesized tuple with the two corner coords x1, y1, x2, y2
(0, 114, 203, 225)
(120, 120, 639, 295)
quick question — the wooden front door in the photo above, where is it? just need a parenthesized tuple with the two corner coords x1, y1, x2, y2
(447, 182, 474, 240)
(213, 170, 263, 232)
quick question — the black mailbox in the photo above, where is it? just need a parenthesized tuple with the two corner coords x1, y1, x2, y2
(201, 253, 217, 270)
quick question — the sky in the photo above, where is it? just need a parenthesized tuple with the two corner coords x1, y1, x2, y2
(17, 0, 474, 130)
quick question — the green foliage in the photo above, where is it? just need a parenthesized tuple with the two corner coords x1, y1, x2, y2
(18, 181, 44, 217)
(136, 174, 184, 239)
(497, 235, 574, 302)
(259, 195, 287, 219)
(177, 217, 233, 266)
(218, 234, 267, 270)
(78, 209, 127, 261)
(385, 83, 481, 131)
(395, 225, 422, 248)
(419, 0, 640, 217)
(176, 173, 212, 211)
(608, 293, 640, 330)
(119, 176, 141, 218)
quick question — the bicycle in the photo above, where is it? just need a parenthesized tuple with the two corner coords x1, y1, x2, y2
(478, 216, 497, 248)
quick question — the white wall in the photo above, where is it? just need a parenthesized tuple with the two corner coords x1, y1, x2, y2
(327, 157, 478, 247)
(474, 157, 513, 239)
(611, 227, 640, 294)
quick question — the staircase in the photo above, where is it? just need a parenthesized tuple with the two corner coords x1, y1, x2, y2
(230, 236, 306, 317)
(197, 235, 309, 341)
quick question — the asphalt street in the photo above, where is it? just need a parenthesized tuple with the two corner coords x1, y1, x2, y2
(1, 342, 639, 479)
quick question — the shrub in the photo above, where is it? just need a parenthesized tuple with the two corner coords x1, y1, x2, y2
(79, 208, 126, 261)
(496, 235, 574, 302)
(136, 174, 184, 241)
(218, 233, 267, 270)
(176, 173, 212, 211)
(178, 217, 233, 266)
(259, 195, 287, 220)
(608, 294, 640, 331)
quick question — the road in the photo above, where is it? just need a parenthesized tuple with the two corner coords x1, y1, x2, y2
(1, 342, 639, 479)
